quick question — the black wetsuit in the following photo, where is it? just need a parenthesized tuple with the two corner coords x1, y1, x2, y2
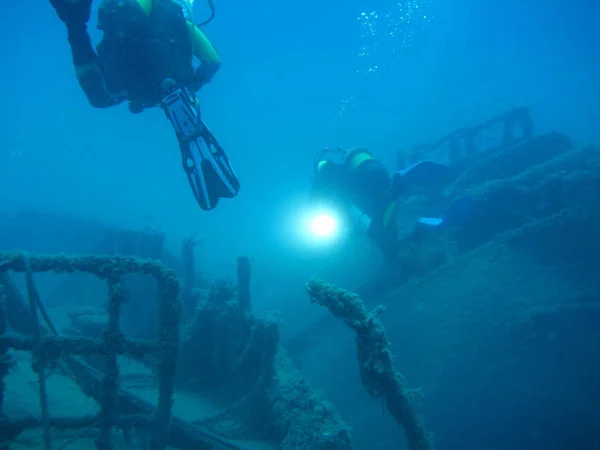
(65, 0, 217, 112)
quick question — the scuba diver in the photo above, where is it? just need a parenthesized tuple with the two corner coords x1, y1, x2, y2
(310, 147, 452, 265)
(48, 0, 240, 211)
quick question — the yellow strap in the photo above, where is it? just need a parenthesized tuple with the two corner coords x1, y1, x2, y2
(134, 0, 219, 63)
(345, 149, 373, 170)
(349, 152, 373, 169)
(186, 21, 221, 63)
(136, 0, 154, 15)
(382, 200, 397, 227)
(74, 60, 101, 77)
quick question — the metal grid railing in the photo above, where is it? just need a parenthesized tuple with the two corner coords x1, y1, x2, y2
(0, 253, 181, 450)
(400, 106, 534, 168)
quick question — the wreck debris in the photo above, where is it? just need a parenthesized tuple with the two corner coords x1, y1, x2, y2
(61, 354, 256, 450)
(403, 106, 533, 168)
(0, 253, 181, 450)
(306, 278, 433, 450)
(450, 132, 573, 194)
(1, 245, 355, 450)
(451, 139, 600, 253)
(178, 256, 353, 449)
(178, 256, 279, 404)
(264, 351, 354, 450)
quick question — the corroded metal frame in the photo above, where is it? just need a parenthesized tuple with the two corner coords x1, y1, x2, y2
(401, 106, 534, 167)
(0, 253, 181, 450)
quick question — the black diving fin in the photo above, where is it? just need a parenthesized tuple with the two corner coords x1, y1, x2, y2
(161, 80, 240, 211)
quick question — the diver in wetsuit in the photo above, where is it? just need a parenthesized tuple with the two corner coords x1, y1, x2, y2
(310, 148, 451, 264)
(49, 0, 240, 211)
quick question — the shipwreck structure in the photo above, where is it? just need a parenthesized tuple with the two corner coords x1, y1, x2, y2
(0, 253, 181, 450)
(0, 234, 353, 449)
(289, 107, 600, 450)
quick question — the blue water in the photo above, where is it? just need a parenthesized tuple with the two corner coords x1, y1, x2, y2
(1, 0, 598, 275)
(1, 1, 600, 449)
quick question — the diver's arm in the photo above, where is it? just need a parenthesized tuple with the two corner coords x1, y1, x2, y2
(67, 24, 126, 108)
(49, 0, 124, 108)
(310, 163, 346, 203)
(186, 22, 222, 91)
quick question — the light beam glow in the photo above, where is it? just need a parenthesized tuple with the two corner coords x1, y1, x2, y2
(291, 206, 345, 248)
(310, 214, 338, 237)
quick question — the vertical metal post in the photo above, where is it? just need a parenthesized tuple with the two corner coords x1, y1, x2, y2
(96, 275, 124, 450)
(24, 259, 53, 450)
(150, 277, 180, 450)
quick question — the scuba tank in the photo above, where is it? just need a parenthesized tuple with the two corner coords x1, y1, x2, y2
(312, 147, 347, 173)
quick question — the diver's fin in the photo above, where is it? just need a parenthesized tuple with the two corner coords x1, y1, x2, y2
(161, 84, 240, 211)
(182, 124, 240, 210)
(417, 217, 444, 227)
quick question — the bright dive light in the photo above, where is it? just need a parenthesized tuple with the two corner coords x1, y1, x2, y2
(310, 213, 338, 237)
(292, 205, 343, 248)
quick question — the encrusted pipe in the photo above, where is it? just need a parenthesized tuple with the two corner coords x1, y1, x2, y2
(24, 256, 53, 450)
(306, 279, 434, 450)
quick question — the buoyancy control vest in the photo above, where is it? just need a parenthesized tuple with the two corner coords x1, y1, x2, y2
(97, 0, 194, 108)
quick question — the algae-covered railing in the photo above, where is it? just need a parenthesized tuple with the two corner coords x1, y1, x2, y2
(0, 253, 181, 450)
(401, 106, 533, 168)
(307, 279, 433, 450)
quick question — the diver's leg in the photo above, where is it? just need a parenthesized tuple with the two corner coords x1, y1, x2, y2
(352, 160, 392, 217)
(393, 160, 452, 193)
(349, 160, 401, 253)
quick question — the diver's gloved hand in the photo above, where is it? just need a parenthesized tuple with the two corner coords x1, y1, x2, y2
(189, 62, 222, 92)
(49, 0, 92, 28)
